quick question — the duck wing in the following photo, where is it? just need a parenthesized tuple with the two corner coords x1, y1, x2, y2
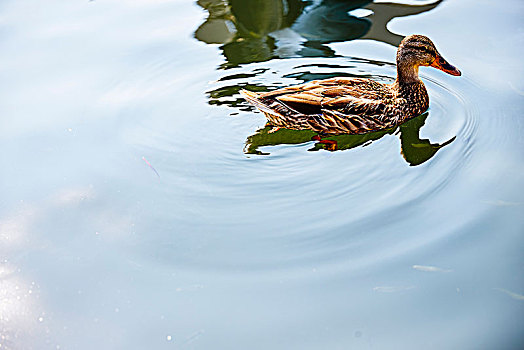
(261, 77, 390, 110)
(241, 77, 396, 134)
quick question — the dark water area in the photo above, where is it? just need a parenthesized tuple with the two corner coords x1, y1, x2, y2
(1, 0, 523, 349)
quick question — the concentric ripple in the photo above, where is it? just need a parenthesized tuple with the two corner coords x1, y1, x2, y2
(117, 55, 481, 275)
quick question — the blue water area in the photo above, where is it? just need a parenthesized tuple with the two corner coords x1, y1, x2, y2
(1, 0, 523, 349)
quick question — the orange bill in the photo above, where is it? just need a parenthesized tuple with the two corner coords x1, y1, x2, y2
(430, 54, 461, 76)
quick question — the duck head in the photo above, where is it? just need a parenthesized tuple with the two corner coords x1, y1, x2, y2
(396, 34, 461, 83)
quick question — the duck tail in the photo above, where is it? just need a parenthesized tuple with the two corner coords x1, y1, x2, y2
(239, 89, 259, 101)
(240, 89, 313, 130)
(240, 90, 268, 111)
(240, 89, 285, 122)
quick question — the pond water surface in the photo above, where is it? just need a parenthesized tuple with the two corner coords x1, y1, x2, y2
(1, 0, 523, 349)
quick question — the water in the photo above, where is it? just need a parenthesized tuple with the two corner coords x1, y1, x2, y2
(1, 0, 523, 349)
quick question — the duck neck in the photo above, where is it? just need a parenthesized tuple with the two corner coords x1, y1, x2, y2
(393, 59, 429, 116)
(395, 59, 420, 85)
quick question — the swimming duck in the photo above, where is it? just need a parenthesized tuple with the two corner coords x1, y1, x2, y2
(240, 35, 460, 134)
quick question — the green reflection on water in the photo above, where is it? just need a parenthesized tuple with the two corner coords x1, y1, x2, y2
(195, 0, 442, 67)
(245, 112, 455, 166)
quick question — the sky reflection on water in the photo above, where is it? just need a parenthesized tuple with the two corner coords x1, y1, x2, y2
(0, 0, 523, 349)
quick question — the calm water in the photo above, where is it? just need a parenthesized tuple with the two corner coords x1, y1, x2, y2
(1, 0, 523, 349)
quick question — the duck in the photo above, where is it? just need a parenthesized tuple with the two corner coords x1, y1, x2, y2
(240, 35, 461, 134)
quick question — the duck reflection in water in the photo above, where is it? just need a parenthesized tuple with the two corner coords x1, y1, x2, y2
(245, 112, 455, 166)
(195, 0, 443, 67)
